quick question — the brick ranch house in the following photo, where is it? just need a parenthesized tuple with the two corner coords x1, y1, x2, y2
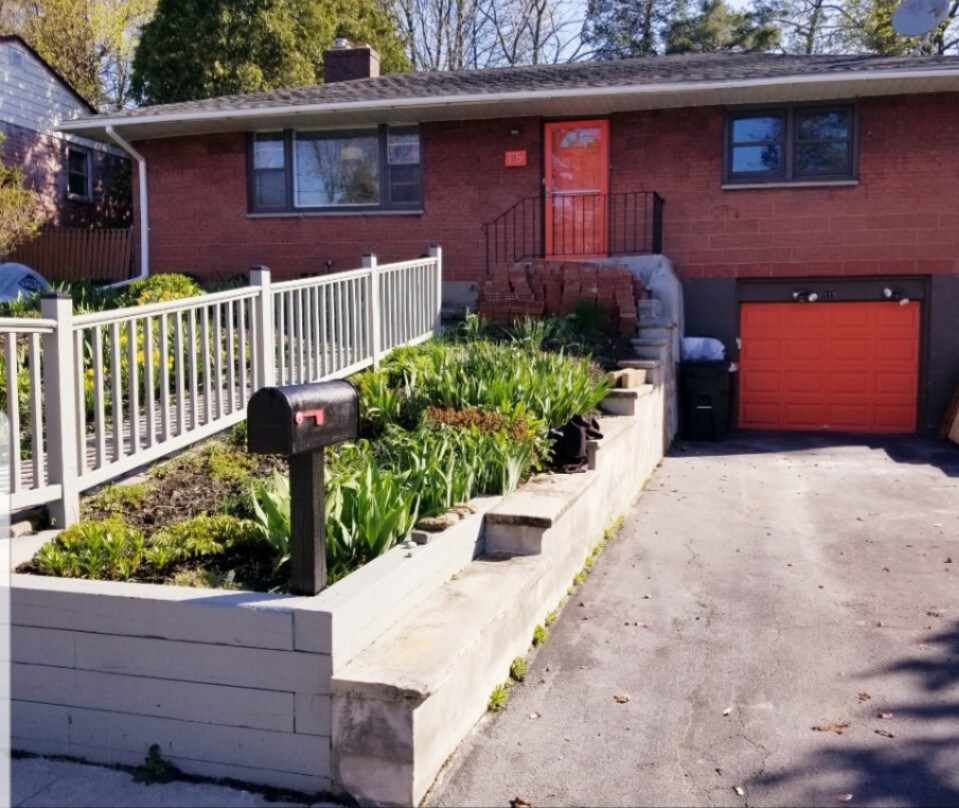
(0, 35, 129, 228)
(60, 46, 959, 435)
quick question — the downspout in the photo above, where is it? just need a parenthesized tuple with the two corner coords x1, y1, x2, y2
(105, 125, 149, 285)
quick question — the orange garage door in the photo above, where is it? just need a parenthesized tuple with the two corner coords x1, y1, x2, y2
(739, 302, 920, 433)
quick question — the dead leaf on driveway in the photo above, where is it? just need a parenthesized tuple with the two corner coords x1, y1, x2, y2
(878, 712, 894, 719)
(875, 729, 895, 739)
(919, 643, 930, 651)
(813, 721, 850, 734)
(511, 798, 532, 808)
(857, 692, 871, 702)
(613, 694, 630, 704)
(733, 785, 745, 796)
(837, 794, 854, 803)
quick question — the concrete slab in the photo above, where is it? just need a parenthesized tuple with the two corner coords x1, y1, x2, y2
(11, 756, 342, 807)
(425, 432, 959, 808)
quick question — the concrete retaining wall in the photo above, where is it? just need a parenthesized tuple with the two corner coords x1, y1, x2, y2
(10, 382, 666, 801)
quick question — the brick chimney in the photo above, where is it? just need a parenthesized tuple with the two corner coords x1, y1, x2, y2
(323, 39, 381, 83)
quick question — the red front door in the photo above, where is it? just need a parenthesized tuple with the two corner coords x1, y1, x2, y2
(544, 120, 609, 259)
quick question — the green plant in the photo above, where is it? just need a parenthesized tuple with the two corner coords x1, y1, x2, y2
(573, 570, 588, 587)
(509, 657, 529, 682)
(230, 420, 248, 447)
(118, 273, 202, 307)
(488, 683, 509, 712)
(544, 610, 558, 627)
(604, 515, 626, 540)
(326, 453, 419, 578)
(532, 624, 549, 647)
(250, 472, 291, 571)
(83, 482, 149, 516)
(133, 744, 179, 784)
(35, 517, 146, 581)
(0, 134, 47, 257)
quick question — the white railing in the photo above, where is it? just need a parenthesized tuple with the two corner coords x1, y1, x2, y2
(0, 248, 443, 525)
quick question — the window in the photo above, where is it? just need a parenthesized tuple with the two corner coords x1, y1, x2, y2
(725, 105, 855, 185)
(248, 126, 423, 213)
(66, 147, 90, 199)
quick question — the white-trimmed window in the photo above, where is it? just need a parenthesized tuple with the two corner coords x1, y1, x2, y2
(66, 147, 91, 199)
(249, 126, 423, 213)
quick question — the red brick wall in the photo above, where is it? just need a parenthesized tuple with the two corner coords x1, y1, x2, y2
(138, 119, 543, 282)
(610, 93, 959, 279)
(137, 92, 959, 283)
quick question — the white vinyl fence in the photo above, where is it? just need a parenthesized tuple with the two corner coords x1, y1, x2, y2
(0, 249, 442, 526)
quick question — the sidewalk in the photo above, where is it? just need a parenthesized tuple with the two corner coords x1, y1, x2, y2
(12, 756, 342, 808)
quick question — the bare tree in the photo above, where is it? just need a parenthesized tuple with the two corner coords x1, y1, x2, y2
(384, 0, 584, 70)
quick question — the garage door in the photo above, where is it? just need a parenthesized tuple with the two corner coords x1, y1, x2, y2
(739, 302, 920, 433)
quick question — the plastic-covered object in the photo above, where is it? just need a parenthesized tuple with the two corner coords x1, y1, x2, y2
(681, 336, 725, 362)
(0, 263, 50, 303)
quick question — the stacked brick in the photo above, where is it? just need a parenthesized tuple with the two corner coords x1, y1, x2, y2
(478, 260, 648, 337)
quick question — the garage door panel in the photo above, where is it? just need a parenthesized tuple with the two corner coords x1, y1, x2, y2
(741, 371, 780, 394)
(783, 403, 829, 428)
(784, 341, 827, 361)
(742, 341, 781, 361)
(831, 340, 871, 362)
(740, 403, 781, 427)
(783, 372, 827, 395)
(875, 371, 913, 394)
(828, 404, 871, 428)
(740, 301, 919, 433)
(830, 372, 870, 395)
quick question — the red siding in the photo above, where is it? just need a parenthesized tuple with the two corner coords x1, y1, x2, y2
(138, 92, 959, 283)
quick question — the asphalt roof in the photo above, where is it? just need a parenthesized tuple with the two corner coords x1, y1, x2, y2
(86, 52, 959, 122)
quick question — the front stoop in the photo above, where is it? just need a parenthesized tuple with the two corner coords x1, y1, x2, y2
(330, 386, 665, 807)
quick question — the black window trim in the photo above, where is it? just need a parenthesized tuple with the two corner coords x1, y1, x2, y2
(724, 102, 858, 186)
(66, 145, 91, 201)
(247, 125, 424, 215)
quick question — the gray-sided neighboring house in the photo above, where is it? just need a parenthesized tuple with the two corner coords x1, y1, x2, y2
(0, 35, 130, 229)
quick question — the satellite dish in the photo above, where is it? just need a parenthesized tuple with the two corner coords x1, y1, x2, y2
(892, 0, 949, 36)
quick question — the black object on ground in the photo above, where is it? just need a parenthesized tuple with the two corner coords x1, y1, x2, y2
(551, 415, 603, 473)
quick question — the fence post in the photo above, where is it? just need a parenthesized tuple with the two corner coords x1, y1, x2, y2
(363, 254, 381, 369)
(41, 293, 80, 528)
(251, 266, 275, 391)
(429, 245, 443, 335)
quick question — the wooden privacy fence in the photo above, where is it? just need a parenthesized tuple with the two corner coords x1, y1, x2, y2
(8, 228, 133, 282)
(0, 248, 443, 524)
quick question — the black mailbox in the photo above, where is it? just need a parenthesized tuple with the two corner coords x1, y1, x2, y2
(247, 381, 359, 597)
(248, 381, 359, 456)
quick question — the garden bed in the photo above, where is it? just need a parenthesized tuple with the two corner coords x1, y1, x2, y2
(10, 374, 667, 802)
(17, 315, 614, 592)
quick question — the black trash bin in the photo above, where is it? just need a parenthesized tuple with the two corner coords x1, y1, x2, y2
(681, 361, 733, 441)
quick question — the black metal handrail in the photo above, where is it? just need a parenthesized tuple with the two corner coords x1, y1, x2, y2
(483, 191, 664, 271)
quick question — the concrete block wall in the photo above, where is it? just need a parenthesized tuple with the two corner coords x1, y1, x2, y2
(10, 579, 333, 793)
(10, 497, 497, 795)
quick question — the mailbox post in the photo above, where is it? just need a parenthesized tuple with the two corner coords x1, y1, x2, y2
(247, 381, 359, 595)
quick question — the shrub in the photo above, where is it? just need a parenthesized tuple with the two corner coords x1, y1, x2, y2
(118, 273, 202, 307)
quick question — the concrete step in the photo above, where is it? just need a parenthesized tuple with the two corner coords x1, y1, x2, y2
(331, 552, 556, 807)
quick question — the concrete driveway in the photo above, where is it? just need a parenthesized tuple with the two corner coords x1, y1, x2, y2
(426, 433, 959, 808)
